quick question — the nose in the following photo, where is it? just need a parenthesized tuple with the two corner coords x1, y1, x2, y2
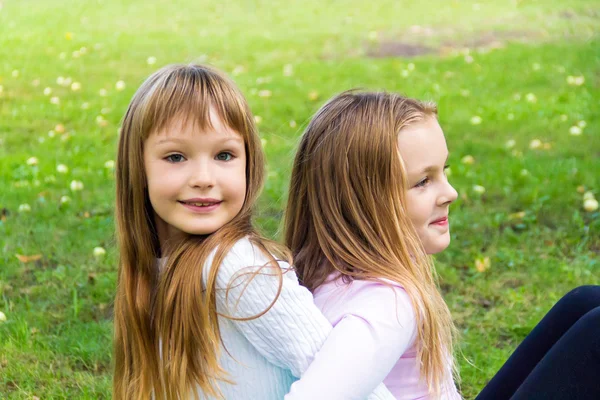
(188, 160, 215, 189)
(437, 180, 458, 206)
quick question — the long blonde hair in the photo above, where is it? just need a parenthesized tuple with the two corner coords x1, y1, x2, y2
(113, 64, 290, 399)
(285, 90, 458, 394)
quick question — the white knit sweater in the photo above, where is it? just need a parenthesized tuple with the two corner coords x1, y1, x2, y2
(166, 237, 395, 400)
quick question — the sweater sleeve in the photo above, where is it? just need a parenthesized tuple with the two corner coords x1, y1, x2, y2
(285, 281, 416, 400)
(208, 239, 395, 400)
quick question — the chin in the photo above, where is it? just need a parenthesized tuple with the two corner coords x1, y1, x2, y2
(425, 236, 451, 255)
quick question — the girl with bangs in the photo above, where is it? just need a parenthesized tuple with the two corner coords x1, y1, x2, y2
(285, 91, 600, 400)
(112, 65, 395, 400)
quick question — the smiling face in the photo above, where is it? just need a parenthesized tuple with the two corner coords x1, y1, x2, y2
(143, 109, 247, 244)
(398, 117, 458, 255)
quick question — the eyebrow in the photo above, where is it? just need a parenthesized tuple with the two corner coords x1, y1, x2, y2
(415, 154, 450, 174)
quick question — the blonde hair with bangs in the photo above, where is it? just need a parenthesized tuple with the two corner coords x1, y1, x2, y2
(113, 64, 290, 400)
(285, 90, 458, 395)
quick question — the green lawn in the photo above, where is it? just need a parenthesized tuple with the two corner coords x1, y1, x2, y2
(1, 0, 599, 398)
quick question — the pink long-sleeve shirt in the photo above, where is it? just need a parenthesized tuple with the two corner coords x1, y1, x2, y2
(288, 274, 461, 400)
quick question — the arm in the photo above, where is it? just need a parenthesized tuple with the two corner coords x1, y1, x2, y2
(285, 282, 416, 400)
(210, 239, 396, 399)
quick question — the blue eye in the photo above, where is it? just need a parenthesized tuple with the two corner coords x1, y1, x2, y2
(415, 177, 430, 188)
(165, 154, 185, 163)
(216, 152, 233, 161)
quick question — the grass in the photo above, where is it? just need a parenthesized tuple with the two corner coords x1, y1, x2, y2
(1, 0, 599, 398)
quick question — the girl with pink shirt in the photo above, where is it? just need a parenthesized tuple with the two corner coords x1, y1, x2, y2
(284, 91, 600, 399)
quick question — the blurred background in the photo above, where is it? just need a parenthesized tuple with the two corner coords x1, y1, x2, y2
(0, 0, 598, 398)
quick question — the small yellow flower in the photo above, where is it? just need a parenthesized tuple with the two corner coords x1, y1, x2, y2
(473, 185, 486, 194)
(583, 191, 595, 201)
(583, 198, 599, 212)
(70, 180, 84, 191)
(576, 186, 585, 194)
(115, 80, 126, 91)
(27, 157, 39, 166)
(19, 204, 32, 212)
(308, 91, 319, 101)
(461, 155, 475, 165)
(529, 139, 542, 149)
(56, 164, 69, 174)
(55, 124, 65, 134)
(470, 116, 482, 125)
(509, 211, 526, 220)
(475, 256, 491, 273)
(93, 247, 106, 258)
(65, 32, 73, 40)
(283, 64, 294, 77)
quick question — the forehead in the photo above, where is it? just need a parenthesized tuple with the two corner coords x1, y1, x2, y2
(397, 118, 448, 171)
(148, 108, 243, 142)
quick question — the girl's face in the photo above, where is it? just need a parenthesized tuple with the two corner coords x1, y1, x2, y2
(398, 117, 458, 254)
(143, 109, 247, 244)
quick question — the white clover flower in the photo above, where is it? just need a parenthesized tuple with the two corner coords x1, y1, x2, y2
(0, 311, 6, 322)
(529, 139, 542, 149)
(0, 85, 4, 94)
(473, 185, 486, 194)
(525, 93, 537, 103)
(470, 116, 482, 125)
(258, 90, 272, 98)
(569, 126, 582, 136)
(464, 55, 474, 64)
(50, 96, 60, 105)
(461, 155, 475, 165)
(72, 50, 81, 58)
(505, 139, 516, 148)
(407, 63, 415, 71)
(26, 157, 38, 166)
(56, 76, 65, 85)
(115, 80, 126, 91)
(574, 76, 585, 86)
(445, 167, 452, 177)
(577, 120, 586, 128)
(401, 70, 409, 77)
(283, 64, 294, 77)
(101, 107, 111, 115)
(63, 77, 72, 87)
(99, 88, 108, 97)
(60, 195, 71, 204)
(59, 52, 67, 59)
(254, 115, 262, 124)
(507, 113, 515, 120)
(19, 204, 31, 212)
(583, 198, 599, 212)
(79, 46, 88, 54)
(147, 56, 157, 65)
(520, 169, 529, 176)
(93, 247, 106, 258)
(513, 93, 521, 101)
(44, 175, 56, 183)
(38, 137, 45, 144)
(261, 138, 267, 147)
(104, 160, 115, 169)
(460, 89, 470, 97)
(43, 87, 52, 96)
(12, 70, 19, 78)
(31, 79, 40, 87)
(532, 63, 541, 71)
(70, 180, 84, 191)
(289, 120, 297, 128)
(56, 164, 69, 173)
(560, 114, 568, 122)
(368, 31, 378, 41)
(583, 191, 596, 201)
(47, 130, 56, 138)
(71, 82, 81, 91)
(232, 65, 245, 76)
(55, 124, 65, 133)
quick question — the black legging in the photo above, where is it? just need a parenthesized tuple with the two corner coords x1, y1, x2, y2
(475, 285, 600, 400)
